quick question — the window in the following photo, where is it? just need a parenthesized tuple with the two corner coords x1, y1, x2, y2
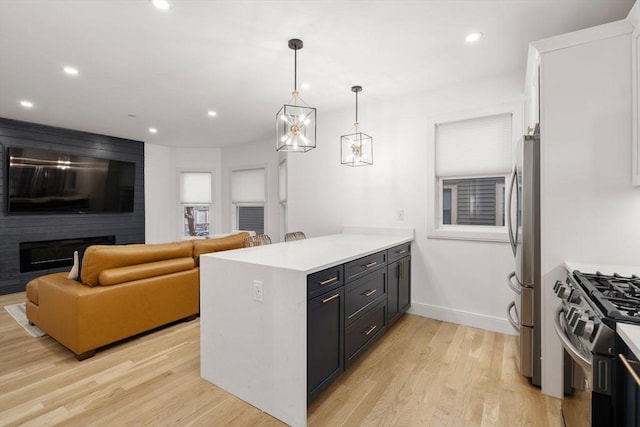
(428, 110, 515, 241)
(179, 171, 212, 239)
(441, 177, 505, 226)
(231, 168, 266, 234)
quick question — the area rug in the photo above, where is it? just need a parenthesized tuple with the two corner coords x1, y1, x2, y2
(4, 303, 46, 337)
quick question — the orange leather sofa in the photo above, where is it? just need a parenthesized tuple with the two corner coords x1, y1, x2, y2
(25, 232, 248, 360)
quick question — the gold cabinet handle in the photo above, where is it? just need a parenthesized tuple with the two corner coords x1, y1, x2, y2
(319, 277, 338, 286)
(364, 325, 377, 336)
(396, 249, 407, 254)
(321, 293, 340, 304)
(365, 262, 377, 268)
(364, 289, 377, 297)
(619, 354, 640, 386)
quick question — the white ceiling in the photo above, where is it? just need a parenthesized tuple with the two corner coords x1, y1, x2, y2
(0, 0, 635, 148)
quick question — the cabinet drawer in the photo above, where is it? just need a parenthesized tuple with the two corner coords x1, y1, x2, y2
(344, 251, 386, 283)
(307, 265, 344, 299)
(387, 243, 411, 262)
(345, 299, 387, 368)
(345, 267, 386, 323)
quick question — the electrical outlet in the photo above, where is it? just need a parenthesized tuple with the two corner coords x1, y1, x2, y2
(253, 280, 264, 302)
(396, 210, 404, 221)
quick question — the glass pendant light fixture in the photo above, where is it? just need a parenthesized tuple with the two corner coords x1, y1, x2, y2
(276, 39, 316, 152)
(341, 85, 373, 166)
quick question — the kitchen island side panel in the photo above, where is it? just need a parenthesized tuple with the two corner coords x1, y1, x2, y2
(200, 255, 308, 427)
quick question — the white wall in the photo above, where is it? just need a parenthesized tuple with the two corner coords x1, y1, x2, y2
(536, 24, 640, 397)
(287, 71, 525, 335)
(145, 143, 222, 243)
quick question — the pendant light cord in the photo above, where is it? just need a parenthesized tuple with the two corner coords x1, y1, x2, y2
(355, 90, 359, 123)
(294, 47, 297, 91)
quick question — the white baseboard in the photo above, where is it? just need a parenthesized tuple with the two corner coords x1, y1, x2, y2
(408, 302, 517, 336)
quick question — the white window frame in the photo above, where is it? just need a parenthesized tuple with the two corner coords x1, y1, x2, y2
(278, 159, 288, 238)
(427, 102, 522, 242)
(177, 169, 214, 240)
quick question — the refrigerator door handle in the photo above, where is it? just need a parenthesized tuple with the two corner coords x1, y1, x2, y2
(506, 166, 518, 256)
(507, 301, 521, 332)
(507, 271, 521, 295)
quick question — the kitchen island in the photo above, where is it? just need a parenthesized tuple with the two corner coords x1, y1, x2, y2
(199, 227, 414, 427)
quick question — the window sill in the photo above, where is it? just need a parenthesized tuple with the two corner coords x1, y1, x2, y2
(427, 225, 509, 243)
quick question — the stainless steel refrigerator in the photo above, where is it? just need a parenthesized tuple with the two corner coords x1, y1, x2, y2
(506, 124, 541, 387)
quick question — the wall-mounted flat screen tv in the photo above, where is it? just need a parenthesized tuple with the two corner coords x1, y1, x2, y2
(7, 147, 135, 214)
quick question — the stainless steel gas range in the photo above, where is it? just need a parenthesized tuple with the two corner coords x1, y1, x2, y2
(554, 267, 640, 427)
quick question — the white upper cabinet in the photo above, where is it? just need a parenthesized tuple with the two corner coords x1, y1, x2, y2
(524, 46, 540, 135)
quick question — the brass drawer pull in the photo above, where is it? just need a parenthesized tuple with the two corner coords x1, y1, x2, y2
(396, 249, 407, 254)
(365, 261, 377, 268)
(321, 293, 340, 304)
(364, 325, 377, 336)
(319, 276, 338, 286)
(364, 289, 377, 297)
(619, 354, 640, 386)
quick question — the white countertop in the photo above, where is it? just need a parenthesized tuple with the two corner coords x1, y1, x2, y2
(618, 323, 640, 359)
(564, 261, 639, 278)
(202, 228, 414, 274)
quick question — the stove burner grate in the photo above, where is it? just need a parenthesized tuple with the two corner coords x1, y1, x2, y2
(575, 271, 640, 323)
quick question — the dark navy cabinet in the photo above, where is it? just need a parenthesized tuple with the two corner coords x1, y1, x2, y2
(388, 252, 411, 327)
(307, 279, 344, 403)
(307, 243, 411, 403)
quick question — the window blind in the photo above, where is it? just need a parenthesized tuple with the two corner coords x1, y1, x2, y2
(435, 113, 512, 177)
(231, 168, 265, 203)
(180, 171, 211, 203)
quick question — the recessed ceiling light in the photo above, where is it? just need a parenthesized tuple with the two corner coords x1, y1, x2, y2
(63, 66, 79, 76)
(149, 128, 158, 134)
(207, 111, 217, 117)
(301, 83, 310, 90)
(151, 0, 171, 10)
(465, 32, 483, 43)
(20, 100, 33, 108)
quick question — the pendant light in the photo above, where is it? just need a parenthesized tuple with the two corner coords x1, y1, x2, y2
(340, 85, 373, 166)
(276, 39, 316, 152)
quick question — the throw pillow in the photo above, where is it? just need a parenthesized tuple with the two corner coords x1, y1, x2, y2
(75, 246, 87, 283)
(67, 250, 79, 280)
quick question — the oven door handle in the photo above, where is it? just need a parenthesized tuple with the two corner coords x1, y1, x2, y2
(507, 271, 521, 295)
(507, 301, 520, 332)
(553, 306, 592, 371)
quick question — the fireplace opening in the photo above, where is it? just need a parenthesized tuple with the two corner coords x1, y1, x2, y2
(19, 236, 116, 273)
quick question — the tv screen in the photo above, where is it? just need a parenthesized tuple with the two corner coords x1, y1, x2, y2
(7, 147, 135, 214)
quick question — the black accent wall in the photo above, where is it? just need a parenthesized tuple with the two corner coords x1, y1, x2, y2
(0, 118, 145, 295)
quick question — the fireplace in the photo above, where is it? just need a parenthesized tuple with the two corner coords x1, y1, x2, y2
(19, 236, 116, 273)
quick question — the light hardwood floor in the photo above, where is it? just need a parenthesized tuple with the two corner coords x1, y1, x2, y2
(0, 292, 561, 426)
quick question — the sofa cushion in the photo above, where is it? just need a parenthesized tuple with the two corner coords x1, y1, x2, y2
(192, 232, 249, 265)
(98, 257, 195, 286)
(81, 241, 193, 287)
